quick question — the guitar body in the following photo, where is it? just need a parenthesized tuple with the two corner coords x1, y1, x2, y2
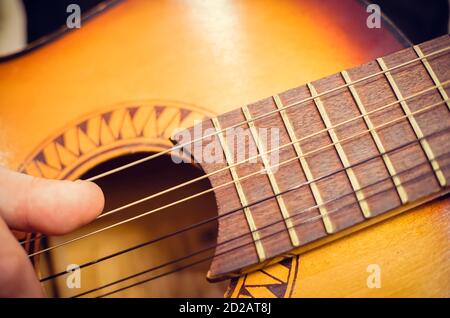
(0, 0, 449, 297)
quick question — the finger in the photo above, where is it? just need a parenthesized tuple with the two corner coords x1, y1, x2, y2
(0, 167, 104, 235)
(0, 217, 43, 297)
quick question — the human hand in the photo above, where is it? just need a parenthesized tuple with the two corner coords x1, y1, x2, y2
(0, 167, 104, 297)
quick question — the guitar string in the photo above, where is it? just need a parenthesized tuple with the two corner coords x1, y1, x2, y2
(29, 42, 450, 296)
(41, 139, 450, 284)
(71, 155, 450, 298)
(20, 78, 448, 247)
(37, 98, 450, 281)
(21, 79, 446, 247)
(95, 163, 450, 299)
(21, 80, 448, 249)
(83, 45, 450, 183)
(26, 96, 449, 257)
(20, 45, 449, 243)
(38, 128, 450, 296)
(93, 80, 450, 221)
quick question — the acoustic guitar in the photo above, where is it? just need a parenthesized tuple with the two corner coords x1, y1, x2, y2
(0, 0, 449, 298)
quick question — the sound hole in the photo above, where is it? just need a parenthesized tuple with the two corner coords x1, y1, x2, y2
(39, 152, 226, 297)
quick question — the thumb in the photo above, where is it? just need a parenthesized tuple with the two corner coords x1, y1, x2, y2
(0, 167, 104, 235)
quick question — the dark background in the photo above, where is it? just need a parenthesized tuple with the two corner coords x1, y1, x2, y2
(22, 0, 449, 45)
(375, 0, 449, 43)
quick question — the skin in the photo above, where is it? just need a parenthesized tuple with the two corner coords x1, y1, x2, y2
(0, 166, 104, 297)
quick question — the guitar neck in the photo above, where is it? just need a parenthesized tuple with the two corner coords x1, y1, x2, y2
(174, 35, 450, 280)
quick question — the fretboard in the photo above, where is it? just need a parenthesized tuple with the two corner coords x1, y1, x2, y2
(173, 35, 450, 280)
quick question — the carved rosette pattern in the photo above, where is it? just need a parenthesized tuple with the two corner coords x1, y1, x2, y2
(18, 101, 212, 179)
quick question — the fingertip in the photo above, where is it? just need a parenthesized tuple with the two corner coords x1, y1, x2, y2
(25, 178, 105, 235)
(54, 179, 105, 234)
(75, 180, 105, 220)
(0, 169, 106, 235)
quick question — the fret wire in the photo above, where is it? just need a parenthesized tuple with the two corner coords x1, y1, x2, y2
(241, 105, 300, 247)
(27, 96, 449, 257)
(273, 95, 335, 234)
(84, 46, 450, 183)
(211, 117, 267, 262)
(41, 107, 450, 284)
(413, 45, 450, 111)
(307, 82, 371, 218)
(341, 70, 409, 204)
(377, 57, 447, 188)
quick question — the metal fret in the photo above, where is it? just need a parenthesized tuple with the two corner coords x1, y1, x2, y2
(413, 45, 450, 111)
(377, 57, 447, 187)
(273, 95, 335, 234)
(341, 70, 409, 204)
(241, 105, 300, 246)
(211, 117, 266, 262)
(307, 82, 372, 218)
